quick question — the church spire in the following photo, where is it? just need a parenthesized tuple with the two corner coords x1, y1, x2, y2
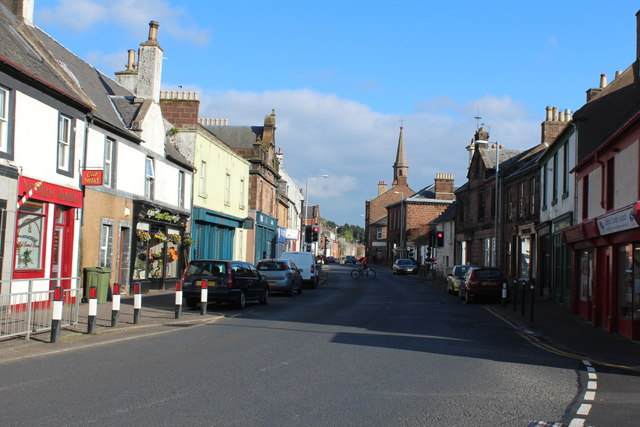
(393, 126, 408, 186)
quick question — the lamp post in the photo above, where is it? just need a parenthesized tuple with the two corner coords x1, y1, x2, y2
(393, 191, 405, 258)
(302, 174, 329, 252)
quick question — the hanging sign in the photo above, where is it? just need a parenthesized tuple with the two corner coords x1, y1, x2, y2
(81, 170, 103, 186)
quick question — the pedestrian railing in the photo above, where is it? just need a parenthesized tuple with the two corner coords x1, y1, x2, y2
(0, 277, 81, 340)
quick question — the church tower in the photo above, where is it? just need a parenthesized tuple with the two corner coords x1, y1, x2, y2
(392, 126, 408, 186)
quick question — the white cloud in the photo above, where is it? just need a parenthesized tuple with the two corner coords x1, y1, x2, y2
(38, 0, 210, 45)
(194, 89, 540, 225)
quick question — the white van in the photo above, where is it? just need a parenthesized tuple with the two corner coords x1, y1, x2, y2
(281, 251, 319, 288)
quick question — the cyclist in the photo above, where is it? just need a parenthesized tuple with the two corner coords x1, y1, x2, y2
(358, 254, 369, 274)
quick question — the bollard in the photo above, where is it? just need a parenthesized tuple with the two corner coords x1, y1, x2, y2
(133, 284, 142, 324)
(501, 282, 507, 306)
(111, 283, 121, 327)
(50, 286, 63, 343)
(175, 281, 183, 319)
(87, 286, 97, 334)
(200, 280, 208, 316)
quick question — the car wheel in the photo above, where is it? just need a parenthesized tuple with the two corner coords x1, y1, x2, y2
(186, 297, 198, 309)
(259, 288, 269, 305)
(237, 291, 246, 309)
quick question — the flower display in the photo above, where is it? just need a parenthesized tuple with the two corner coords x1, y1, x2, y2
(169, 234, 182, 244)
(153, 231, 166, 241)
(136, 230, 151, 241)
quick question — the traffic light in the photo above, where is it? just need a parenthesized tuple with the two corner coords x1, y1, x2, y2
(428, 230, 435, 247)
(436, 231, 444, 247)
(304, 225, 312, 243)
(311, 225, 320, 242)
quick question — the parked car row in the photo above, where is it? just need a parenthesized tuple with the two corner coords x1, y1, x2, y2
(392, 258, 419, 275)
(447, 265, 507, 304)
(181, 251, 321, 310)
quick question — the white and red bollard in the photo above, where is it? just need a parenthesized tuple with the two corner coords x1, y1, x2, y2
(87, 286, 97, 334)
(133, 284, 142, 324)
(200, 280, 208, 316)
(111, 283, 121, 327)
(175, 282, 183, 319)
(50, 286, 63, 343)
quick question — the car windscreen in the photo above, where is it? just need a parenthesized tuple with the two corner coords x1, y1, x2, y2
(397, 259, 413, 265)
(186, 261, 226, 276)
(454, 266, 470, 278)
(257, 262, 286, 271)
(474, 269, 502, 279)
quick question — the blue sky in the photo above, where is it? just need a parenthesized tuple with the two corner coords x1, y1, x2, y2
(34, 0, 640, 226)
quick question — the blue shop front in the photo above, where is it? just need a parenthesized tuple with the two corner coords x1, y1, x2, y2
(191, 207, 243, 261)
(254, 211, 277, 263)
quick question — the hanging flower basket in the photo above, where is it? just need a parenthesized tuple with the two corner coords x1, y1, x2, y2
(136, 230, 151, 241)
(169, 234, 182, 244)
(150, 251, 163, 260)
(153, 231, 166, 241)
(181, 234, 195, 247)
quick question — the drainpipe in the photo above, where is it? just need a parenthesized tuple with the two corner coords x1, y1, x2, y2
(595, 151, 606, 209)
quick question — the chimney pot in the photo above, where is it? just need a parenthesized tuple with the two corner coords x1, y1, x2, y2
(148, 20, 159, 42)
(546, 106, 552, 121)
(600, 73, 608, 88)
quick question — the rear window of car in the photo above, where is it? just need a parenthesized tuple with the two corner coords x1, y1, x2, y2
(474, 269, 502, 279)
(186, 261, 226, 276)
(258, 262, 287, 271)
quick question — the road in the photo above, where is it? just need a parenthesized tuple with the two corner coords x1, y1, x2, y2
(0, 264, 628, 426)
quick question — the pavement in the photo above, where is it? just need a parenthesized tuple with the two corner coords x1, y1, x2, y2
(1, 272, 639, 373)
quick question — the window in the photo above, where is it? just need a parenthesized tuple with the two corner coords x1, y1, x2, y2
(57, 114, 73, 174)
(15, 201, 45, 270)
(144, 156, 155, 199)
(0, 85, 13, 157)
(579, 248, 594, 302)
(606, 158, 614, 210)
(178, 171, 185, 208)
(562, 144, 569, 198)
(239, 178, 246, 209)
(507, 186, 513, 220)
(376, 227, 383, 239)
(258, 180, 263, 210)
(530, 177, 536, 215)
(98, 221, 113, 269)
(104, 137, 114, 187)
(519, 182, 525, 218)
(478, 191, 484, 222)
(617, 244, 640, 321)
(542, 162, 548, 210)
(199, 160, 206, 196)
(224, 171, 231, 206)
(582, 175, 589, 220)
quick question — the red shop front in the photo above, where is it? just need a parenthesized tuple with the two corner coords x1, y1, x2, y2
(564, 202, 640, 341)
(13, 177, 83, 300)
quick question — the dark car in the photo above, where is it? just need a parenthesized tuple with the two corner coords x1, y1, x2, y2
(392, 258, 418, 274)
(459, 266, 506, 304)
(344, 256, 357, 264)
(256, 259, 303, 296)
(181, 260, 269, 309)
(326, 256, 336, 264)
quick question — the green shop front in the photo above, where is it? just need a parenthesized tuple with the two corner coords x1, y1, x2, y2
(131, 201, 190, 293)
(253, 211, 277, 263)
(191, 207, 244, 260)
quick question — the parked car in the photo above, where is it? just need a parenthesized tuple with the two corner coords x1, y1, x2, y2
(344, 256, 357, 264)
(181, 260, 269, 309)
(256, 259, 303, 296)
(458, 266, 506, 304)
(281, 251, 319, 288)
(392, 258, 418, 274)
(326, 256, 336, 264)
(447, 265, 471, 295)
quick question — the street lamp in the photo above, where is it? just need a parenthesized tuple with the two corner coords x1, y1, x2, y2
(393, 191, 405, 257)
(302, 174, 329, 252)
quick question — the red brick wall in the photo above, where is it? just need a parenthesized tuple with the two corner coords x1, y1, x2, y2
(159, 99, 199, 127)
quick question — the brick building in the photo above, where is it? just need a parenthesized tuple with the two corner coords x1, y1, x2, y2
(364, 127, 414, 264)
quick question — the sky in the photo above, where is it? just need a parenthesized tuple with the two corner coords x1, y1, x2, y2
(33, 0, 640, 227)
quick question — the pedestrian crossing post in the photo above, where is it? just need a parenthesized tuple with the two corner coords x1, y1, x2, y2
(133, 284, 142, 324)
(50, 286, 63, 343)
(111, 283, 121, 327)
(87, 286, 97, 334)
(200, 280, 208, 316)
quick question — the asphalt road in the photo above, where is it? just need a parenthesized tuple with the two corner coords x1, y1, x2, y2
(0, 264, 597, 426)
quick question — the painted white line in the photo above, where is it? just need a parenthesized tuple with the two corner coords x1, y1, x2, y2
(582, 360, 592, 366)
(569, 418, 585, 427)
(588, 372, 597, 380)
(586, 366, 595, 373)
(576, 404, 592, 416)
(587, 381, 597, 390)
(584, 391, 596, 401)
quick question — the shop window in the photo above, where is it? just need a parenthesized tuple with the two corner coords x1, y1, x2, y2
(617, 244, 640, 321)
(0, 84, 14, 159)
(165, 228, 181, 279)
(15, 201, 45, 271)
(57, 114, 74, 175)
(579, 248, 594, 302)
(134, 225, 151, 280)
(144, 156, 155, 199)
(147, 226, 166, 279)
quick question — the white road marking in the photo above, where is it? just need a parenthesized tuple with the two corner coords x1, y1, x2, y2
(576, 404, 592, 416)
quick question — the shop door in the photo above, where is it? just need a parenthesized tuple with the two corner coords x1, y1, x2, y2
(50, 206, 73, 290)
(118, 227, 131, 291)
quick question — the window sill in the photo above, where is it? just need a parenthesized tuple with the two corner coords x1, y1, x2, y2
(562, 192, 569, 200)
(198, 193, 207, 199)
(551, 199, 558, 207)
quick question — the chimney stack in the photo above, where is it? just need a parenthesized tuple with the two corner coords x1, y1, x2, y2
(136, 20, 163, 102)
(159, 91, 200, 128)
(378, 181, 387, 196)
(541, 106, 570, 144)
(599, 74, 608, 88)
(434, 173, 455, 200)
(2, 0, 34, 25)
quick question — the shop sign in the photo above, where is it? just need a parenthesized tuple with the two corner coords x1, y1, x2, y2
(18, 176, 82, 208)
(285, 228, 298, 240)
(81, 170, 103, 185)
(596, 205, 639, 236)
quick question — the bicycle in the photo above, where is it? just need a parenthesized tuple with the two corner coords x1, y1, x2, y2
(350, 266, 376, 280)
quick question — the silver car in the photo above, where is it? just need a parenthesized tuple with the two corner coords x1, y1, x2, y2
(256, 259, 303, 296)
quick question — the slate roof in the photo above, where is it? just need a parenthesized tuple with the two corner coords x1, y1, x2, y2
(501, 144, 546, 181)
(202, 125, 264, 148)
(404, 182, 459, 204)
(0, 5, 89, 110)
(371, 216, 387, 227)
(479, 148, 523, 170)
